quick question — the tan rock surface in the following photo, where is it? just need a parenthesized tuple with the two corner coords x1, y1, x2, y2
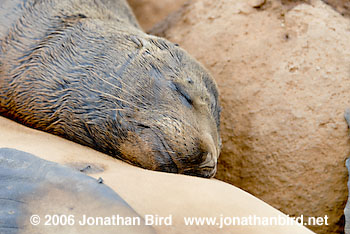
(153, 0, 350, 233)
(127, 0, 188, 31)
(323, 0, 350, 17)
(0, 116, 315, 234)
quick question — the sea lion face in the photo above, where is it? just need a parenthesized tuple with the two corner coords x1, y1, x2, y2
(115, 36, 221, 178)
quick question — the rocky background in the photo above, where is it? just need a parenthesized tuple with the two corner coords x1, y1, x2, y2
(128, 0, 350, 233)
(323, 0, 350, 17)
(127, 0, 188, 31)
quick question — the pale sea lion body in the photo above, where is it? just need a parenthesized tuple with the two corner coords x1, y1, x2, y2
(0, 116, 315, 234)
(0, 0, 221, 177)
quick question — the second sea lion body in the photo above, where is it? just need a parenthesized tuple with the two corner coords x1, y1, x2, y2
(0, 0, 221, 177)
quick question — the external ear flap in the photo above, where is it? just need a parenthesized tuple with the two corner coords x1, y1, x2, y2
(185, 77, 194, 84)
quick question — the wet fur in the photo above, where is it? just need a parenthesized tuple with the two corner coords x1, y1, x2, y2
(0, 0, 221, 177)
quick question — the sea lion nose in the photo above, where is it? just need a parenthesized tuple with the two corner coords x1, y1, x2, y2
(199, 133, 218, 169)
(200, 152, 216, 169)
(197, 151, 217, 178)
(201, 133, 218, 164)
(181, 133, 218, 178)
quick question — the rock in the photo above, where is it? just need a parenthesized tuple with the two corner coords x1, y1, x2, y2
(248, 0, 266, 8)
(127, 0, 188, 31)
(322, 0, 350, 17)
(153, 0, 350, 233)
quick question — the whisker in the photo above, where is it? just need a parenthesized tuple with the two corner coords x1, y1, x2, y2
(89, 88, 133, 105)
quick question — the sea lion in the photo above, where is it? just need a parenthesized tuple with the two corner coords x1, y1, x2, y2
(0, 147, 155, 234)
(0, 116, 316, 234)
(0, 0, 221, 177)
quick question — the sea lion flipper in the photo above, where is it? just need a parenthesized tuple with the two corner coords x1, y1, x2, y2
(0, 148, 155, 234)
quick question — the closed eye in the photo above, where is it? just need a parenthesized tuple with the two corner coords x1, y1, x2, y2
(171, 82, 193, 107)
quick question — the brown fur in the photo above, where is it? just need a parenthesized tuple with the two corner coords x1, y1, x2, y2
(0, 0, 221, 177)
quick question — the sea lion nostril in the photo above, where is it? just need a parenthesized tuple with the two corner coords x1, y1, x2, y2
(199, 133, 218, 161)
(199, 152, 216, 168)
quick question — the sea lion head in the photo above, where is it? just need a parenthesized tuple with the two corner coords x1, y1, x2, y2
(112, 35, 221, 178)
(0, 14, 221, 177)
(1, 15, 222, 178)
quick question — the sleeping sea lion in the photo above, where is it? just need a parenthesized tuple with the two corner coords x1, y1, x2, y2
(0, 0, 221, 178)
